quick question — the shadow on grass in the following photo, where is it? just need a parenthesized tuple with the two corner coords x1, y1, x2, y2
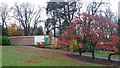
(64, 53, 120, 66)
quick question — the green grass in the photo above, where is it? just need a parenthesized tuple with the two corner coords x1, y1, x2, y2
(0, 46, 2, 68)
(83, 51, 120, 60)
(1, 46, 105, 66)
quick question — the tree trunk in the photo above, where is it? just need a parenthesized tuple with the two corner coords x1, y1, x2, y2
(59, 19, 62, 34)
(78, 48, 82, 56)
(24, 29, 28, 36)
(92, 48, 95, 59)
(108, 53, 120, 60)
(90, 42, 95, 59)
(108, 53, 115, 60)
(54, 26, 55, 37)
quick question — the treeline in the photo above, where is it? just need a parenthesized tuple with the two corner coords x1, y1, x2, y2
(0, 2, 44, 36)
(45, 0, 117, 37)
(0, 0, 118, 37)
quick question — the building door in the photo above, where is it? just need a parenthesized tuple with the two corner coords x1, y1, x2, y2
(45, 37, 49, 45)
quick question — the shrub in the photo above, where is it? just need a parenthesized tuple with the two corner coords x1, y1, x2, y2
(69, 40, 79, 52)
(2, 36, 11, 45)
(36, 42, 46, 47)
(51, 40, 62, 49)
(41, 42, 46, 46)
(36, 42, 41, 47)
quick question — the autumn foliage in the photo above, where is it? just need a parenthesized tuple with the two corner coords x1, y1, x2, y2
(7, 24, 24, 36)
(97, 35, 120, 53)
(78, 43, 84, 49)
(57, 38, 73, 46)
(58, 13, 120, 54)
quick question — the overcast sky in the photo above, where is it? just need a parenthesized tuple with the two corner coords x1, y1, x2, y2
(0, 0, 119, 12)
(0, 0, 120, 28)
(0, 0, 119, 18)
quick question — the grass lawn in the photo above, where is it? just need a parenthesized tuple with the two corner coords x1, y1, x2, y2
(83, 51, 120, 60)
(0, 46, 2, 67)
(1, 46, 106, 66)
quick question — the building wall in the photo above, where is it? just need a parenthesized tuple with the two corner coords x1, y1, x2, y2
(9, 35, 51, 46)
(34, 35, 50, 45)
(9, 36, 34, 45)
(9, 35, 56, 46)
(34, 36, 44, 45)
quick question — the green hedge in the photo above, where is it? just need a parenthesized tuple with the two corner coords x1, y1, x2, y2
(1, 36, 11, 45)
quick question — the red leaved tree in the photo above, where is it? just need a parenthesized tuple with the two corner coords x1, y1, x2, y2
(97, 35, 120, 60)
(58, 13, 120, 59)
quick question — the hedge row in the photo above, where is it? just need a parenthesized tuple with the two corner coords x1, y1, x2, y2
(0, 36, 11, 45)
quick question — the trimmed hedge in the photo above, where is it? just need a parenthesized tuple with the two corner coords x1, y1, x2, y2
(2, 36, 11, 45)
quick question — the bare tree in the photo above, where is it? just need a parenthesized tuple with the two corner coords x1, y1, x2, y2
(30, 6, 42, 35)
(13, 2, 42, 36)
(0, 3, 11, 36)
(86, 0, 110, 15)
(104, 7, 117, 23)
(89, 1, 118, 23)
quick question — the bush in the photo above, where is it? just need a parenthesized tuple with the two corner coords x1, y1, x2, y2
(37, 42, 46, 48)
(51, 40, 61, 49)
(2, 36, 11, 45)
(36, 42, 41, 47)
(69, 40, 79, 52)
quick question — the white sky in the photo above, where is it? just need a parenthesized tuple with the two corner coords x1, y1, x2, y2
(107, 0, 119, 13)
(0, 0, 48, 28)
(0, 0, 120, 27)
(0, 0, 119, 12)
(0, 0, 119, 16)
(0, 0, 47, 7)
(0, 0, 48, 20)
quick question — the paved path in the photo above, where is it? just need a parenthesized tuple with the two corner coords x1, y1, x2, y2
(22, 45, 120, 62)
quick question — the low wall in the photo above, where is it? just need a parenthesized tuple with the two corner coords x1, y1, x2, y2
(9, 36, 34, 46)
